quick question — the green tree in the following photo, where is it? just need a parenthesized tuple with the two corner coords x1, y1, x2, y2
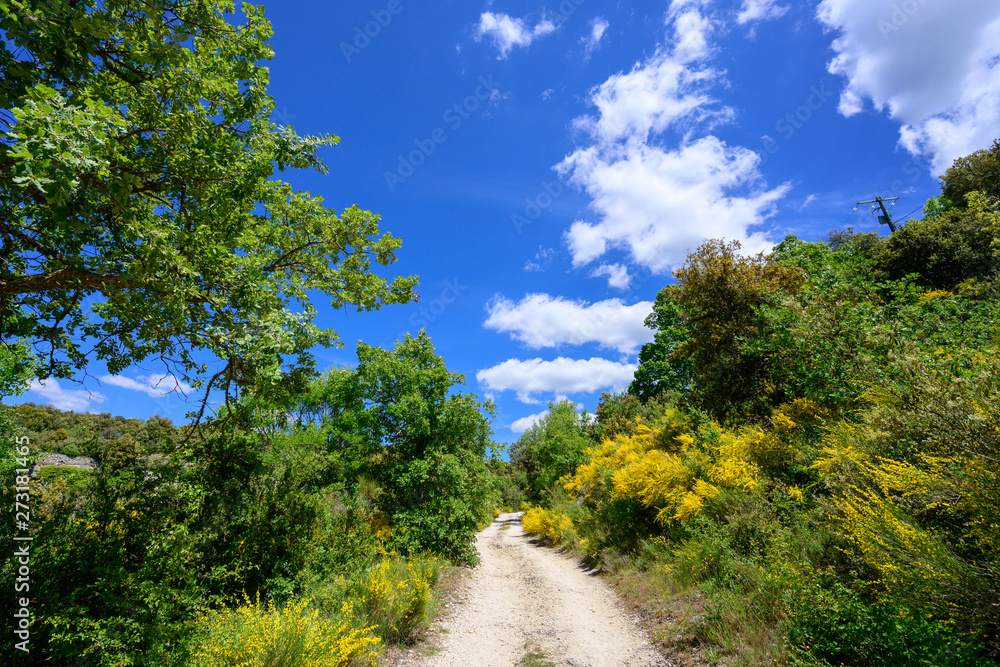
(878, 195, 999, 290)
(0, 0, 416, 413)
(510, 399, 591, 502)
(629, 288, 692, 401)
(670, 239, 804, 423)
(290, 332, 498, 565)
(940, 138, 1000, 207)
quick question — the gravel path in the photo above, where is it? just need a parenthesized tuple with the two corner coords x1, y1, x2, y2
(403, 512, 672, 667)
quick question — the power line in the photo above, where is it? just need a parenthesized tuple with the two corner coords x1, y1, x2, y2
(896, 204, 924, 224)
(856, 195, 900, 232)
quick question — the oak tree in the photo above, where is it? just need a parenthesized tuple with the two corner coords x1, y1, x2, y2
(0, 0, 417, 413)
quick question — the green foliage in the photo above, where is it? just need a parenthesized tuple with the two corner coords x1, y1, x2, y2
(538, 154, 1000, 662)
(36, 464, 91, 491)
(923, 195, 956, 219)
(0, 338, 35, 397)
(509, 399, 591, 502)
(0, 0, 417, 412)
(8, 401, 187, 457)
(286, 332, 498, 565)
(940, 138, 1000, 207)
(629, 289, 693, 401)
(788, 577, 991, 667)
(669, 239, 805, 423)
(877, 196, 999, 289)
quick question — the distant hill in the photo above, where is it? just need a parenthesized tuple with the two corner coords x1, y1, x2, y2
(5, 402, 188, 458)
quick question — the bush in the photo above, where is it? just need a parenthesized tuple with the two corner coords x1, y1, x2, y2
(788, 576, 991, 667)
(522, 506, 575, 546)
(346, 554, 442, 643)
(190, 595, 380, 667)
(35, 465, 91, 492)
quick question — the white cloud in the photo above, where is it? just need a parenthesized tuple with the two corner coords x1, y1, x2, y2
(559, 138, 787, 273)
(100, 373, 193, 399)
(590, 263, 631, 290)
(29, 379, 106, 412)
(541, 88, 555, 100)
(556, 3, 789, 274)
(476, 357, 637, 404)
(582, 17, 609, 56)
(484, 294, 653, 354)
(511, 410, 548, 434)
(475, 11, 557, 58)
(737, 0, 789, 25)
(817, 0, 1000, 174)
(523, 246, 555, 272)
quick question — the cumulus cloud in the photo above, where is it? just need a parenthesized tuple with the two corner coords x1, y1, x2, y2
(484, 294, 653, 354)
(556, 2, 788, 274)
(590, 263, 631, 290)
(560, 138, 786, 273)
(511, 410, 548, 434)
(476, 357, 637, 404)
(29, 379, 106, 412)
(476, 11, 557, 58)
(817, 0, 1000, 173)
(737, 0, 789, 25)
(100, 373, 193, 399)
(582, 17, 609, 56)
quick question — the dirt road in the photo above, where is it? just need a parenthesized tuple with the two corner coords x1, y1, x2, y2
(402, 512, 672, 667)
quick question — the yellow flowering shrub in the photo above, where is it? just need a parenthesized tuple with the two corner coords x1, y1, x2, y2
(190, 595, 380, 667)
(521, 506, 574, 545)
(815, 409, 998, 626)
(564, 408, 692, 501)
(351, 554, 441, 643)
(564, 401, 822, 526)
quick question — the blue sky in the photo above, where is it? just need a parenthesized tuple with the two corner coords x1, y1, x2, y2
(13, 0, 1000, 446)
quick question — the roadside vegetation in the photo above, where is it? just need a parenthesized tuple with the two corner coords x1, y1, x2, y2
(2, 0, 999, 664)
(517, 141, 1000, 666)
(0, 1, 499, 664)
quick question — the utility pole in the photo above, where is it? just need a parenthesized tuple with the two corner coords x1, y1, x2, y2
(855, 196, 900, 232)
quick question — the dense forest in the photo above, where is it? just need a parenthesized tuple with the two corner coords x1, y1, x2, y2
(512, 141, 1000, 666)
(1, 0, 999, 665)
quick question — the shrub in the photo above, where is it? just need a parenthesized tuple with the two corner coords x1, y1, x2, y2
(347, 554, 443, 643)
(787, 576, 991, 667)
(190, 595, 380, 667)
(522, 507, 575, 546)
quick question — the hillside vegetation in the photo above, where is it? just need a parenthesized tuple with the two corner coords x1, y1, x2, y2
(514, 142, 1000, 666)
(2, 0, 999, 662)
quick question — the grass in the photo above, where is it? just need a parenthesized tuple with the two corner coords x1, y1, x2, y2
(518, 643, 557, 667)
(605, 554, 796, 667)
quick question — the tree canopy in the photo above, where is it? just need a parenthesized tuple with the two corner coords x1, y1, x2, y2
(940, 138, 1000, 207)
(0, 0, 416, 413)
(288, 332, 499, 565)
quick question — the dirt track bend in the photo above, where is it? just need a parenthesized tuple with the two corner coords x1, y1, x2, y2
(410, 512, 672, 667)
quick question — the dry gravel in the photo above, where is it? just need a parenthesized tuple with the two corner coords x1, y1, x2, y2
(391, 512, 674, 667)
